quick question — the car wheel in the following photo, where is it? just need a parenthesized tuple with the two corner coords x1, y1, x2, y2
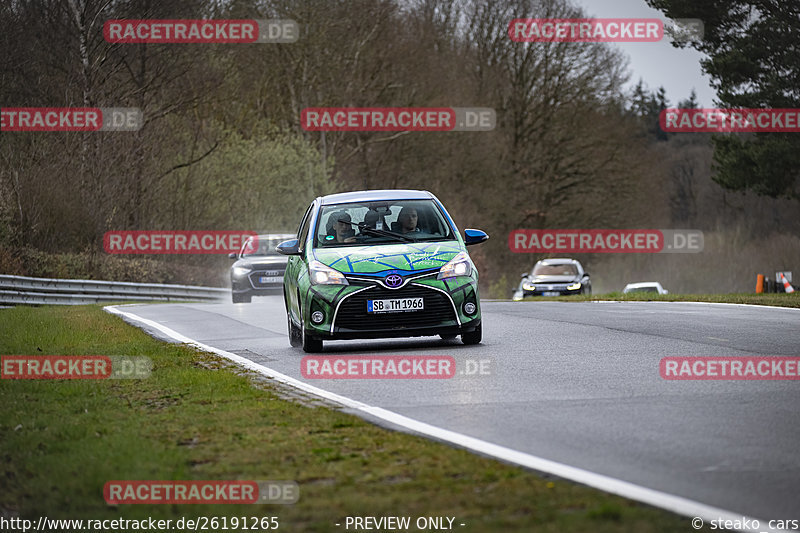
(232, 292, 251, 303)
(287, 312, 301, 347)
(439, 334, 457, 340)
(298, 298, 323, 352)
(301, 326, 323, 353)
(461, 324, 482, 345)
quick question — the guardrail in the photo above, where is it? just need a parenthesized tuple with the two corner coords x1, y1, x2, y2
(0, 275, 227, 305)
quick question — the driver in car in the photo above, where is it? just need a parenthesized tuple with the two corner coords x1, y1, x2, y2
(331, 212, 356, 243)
(397, 206, 421, 234)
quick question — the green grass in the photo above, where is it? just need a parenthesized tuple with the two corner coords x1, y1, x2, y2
(510, 292, 799, 308)
(0, 305, 689, 532)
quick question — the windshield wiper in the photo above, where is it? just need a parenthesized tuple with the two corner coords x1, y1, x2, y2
(360, 224, 416, 242)
(338, 218, 415, 242)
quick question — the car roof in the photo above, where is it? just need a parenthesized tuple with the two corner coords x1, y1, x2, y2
(624, 282, 662, 288)
(536, 258, 578, 265)
(319, 189, 434, 205)
(252, 233, 296, 239)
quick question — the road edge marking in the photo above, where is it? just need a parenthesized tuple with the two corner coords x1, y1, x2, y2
(104, 304, 784, 533)
(591, 300, 800, 311)
(488, 299, 800, 311)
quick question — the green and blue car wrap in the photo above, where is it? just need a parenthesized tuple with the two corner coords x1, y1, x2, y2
(281, 190, 485, 350)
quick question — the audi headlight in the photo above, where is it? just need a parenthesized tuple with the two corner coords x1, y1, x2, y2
(567, 282, 581, 291)
(438, 252, 472, 279)
(232, 266, 252, 277)
(522, 282, 536, 291)
(308, 260, 349, 285)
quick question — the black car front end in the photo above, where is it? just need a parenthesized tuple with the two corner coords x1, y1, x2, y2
(231, 258, 287, 302)
(518, 279, 585, 298)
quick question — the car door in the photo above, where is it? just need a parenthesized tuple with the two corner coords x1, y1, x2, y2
(286, 202, 315, 324)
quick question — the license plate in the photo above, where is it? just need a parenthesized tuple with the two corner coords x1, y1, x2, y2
(367, 297, 424, 313)
(542, 291, 560, 296)
(259, 276, 282, 283)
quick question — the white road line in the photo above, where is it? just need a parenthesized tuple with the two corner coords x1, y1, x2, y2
(104, 304, 785, 533)
(487, 299, 800, 311)
(590, 300, 800, 312)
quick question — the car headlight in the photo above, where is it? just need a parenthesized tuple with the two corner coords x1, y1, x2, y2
(437, 252, 472, 279)
(308, 260, 349, 285)
(232, 266, 252, 277)
(567, 282, 581, 291)
(522, 282, 535, 291)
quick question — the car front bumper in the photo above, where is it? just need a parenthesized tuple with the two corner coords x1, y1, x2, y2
(231, 269, 286, 295)
(521, 287, 583, 297)
(301, 274, 481, 340)
(313, 318, 481, 340)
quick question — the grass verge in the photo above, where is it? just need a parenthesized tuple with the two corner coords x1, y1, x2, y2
(1, 305, 689, 532)
(510, 292, 799, 308)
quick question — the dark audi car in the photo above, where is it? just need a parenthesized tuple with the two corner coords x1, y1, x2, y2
(229, 233, 295, 303)
(513, 258, 591, 300)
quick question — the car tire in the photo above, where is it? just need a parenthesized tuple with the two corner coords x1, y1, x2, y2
(288, 313, 301, 347)
(461, 324, 482, 345)
(232, 292, 251, 303)
(439, 334, 457, 340)
(301, 327, 323, 353)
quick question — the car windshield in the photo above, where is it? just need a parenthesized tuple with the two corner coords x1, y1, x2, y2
(627, 286, 658, 293)
(314, 199, 455, 247)
(240, 235, 293, 257)
(533, 264, 578, 276)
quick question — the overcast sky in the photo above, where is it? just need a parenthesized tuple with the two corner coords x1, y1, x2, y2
(574, 0, 717, 107)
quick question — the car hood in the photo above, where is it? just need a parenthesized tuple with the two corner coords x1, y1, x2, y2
(313, 241, 462, 275)
(236, 256, 288, 269)
(529, 274, 580, 283)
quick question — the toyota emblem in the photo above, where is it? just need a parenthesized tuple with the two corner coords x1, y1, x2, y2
(385, 274, 403, 288)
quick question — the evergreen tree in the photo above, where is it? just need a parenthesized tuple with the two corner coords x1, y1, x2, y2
(647, 0, 800, 199)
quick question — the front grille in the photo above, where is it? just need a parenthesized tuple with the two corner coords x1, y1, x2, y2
(248, 269, 285, 288)
(532, 284, 568, 291)
(334, 285, 456, 331)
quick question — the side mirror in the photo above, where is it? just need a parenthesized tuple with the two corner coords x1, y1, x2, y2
(464, 228, 489, 246)
(521, 272, 529, 278)
(276, 239, 301, 256)
(228, 252, 238, 259)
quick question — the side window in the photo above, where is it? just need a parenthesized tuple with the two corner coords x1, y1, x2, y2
(297, 203, 314, 251)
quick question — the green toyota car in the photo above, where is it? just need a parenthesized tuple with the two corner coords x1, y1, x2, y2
(277, 190, 488, 352)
